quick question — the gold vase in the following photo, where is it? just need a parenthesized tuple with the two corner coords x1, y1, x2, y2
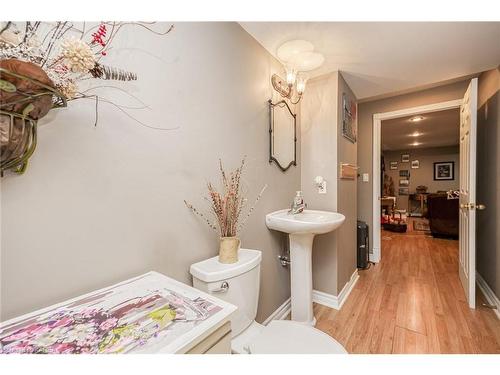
(218, 237, 240, 264)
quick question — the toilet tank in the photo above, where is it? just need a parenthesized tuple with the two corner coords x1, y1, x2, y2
(190, 249, 262, 337)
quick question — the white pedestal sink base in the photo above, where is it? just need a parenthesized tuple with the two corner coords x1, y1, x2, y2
(289, 233, 316, 326)
(265, 209, 346, 327)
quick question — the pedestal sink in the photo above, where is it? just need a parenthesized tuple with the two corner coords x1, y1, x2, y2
(266, 209, 346, 325)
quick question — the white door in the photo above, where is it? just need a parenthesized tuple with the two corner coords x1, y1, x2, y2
(459, 78, 478, 309)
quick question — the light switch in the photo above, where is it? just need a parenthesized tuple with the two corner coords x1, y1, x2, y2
(362, 173, 369, 182)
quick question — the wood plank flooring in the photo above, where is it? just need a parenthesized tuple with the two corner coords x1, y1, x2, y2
(313, 223, 500, 353)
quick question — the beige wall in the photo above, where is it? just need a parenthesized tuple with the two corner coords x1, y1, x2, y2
(357, 80, 470, 252)
(0, 23, 299, 322)
(301, 71, 357, 295)
(383, 146, 459, 211)
(477, 67, 500, 298)
(301, 72, 339, 295)
(336, 73, 358, 293)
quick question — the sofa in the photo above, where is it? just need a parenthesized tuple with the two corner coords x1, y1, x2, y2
(427, 193, 459, 239)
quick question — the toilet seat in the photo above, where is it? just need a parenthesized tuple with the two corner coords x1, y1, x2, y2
(247, 320, 347, 354)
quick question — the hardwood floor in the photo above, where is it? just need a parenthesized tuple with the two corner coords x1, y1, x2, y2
(313, 225, 500, 354)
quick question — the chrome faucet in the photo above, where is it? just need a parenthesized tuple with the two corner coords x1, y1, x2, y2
(289, 191, 307, 214)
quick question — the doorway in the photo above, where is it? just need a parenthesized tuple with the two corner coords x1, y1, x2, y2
(380, 108, 460, 237)
(371, 79, 479, 308)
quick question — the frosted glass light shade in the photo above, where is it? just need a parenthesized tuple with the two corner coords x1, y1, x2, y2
(289, 52, 325, 72)
(286, 67, 297, 85)
(296, 76, 307, 94)
(277, 40, 314, 62)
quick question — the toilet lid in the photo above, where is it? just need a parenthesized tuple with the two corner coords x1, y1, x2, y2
(248, 320, 347, 354)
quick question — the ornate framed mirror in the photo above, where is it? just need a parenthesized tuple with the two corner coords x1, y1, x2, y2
(268, 99, 297, 172)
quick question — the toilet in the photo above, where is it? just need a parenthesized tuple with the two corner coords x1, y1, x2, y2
(190, 248, 347, 354)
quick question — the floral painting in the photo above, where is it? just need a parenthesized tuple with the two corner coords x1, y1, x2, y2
(0, 273, 222, 354)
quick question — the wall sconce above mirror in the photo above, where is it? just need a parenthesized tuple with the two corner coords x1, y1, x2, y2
(271, 72, 307, 105)
(269, 99, 296, 172)
(271, 39, 324, 104)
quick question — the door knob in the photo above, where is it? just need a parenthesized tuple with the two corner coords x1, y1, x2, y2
(461, 203, 486, 210)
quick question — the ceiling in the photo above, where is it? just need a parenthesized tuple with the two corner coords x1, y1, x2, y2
(381, 108, 460, 151)
(240, 22, 500, 99)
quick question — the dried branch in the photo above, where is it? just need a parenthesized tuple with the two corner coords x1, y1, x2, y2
(238, 184, 268, 232)
(185, 158, 266, 238)
(184, 200, 218, 233)
(0, 22, 12, 36)
(77, 94, 179, 130)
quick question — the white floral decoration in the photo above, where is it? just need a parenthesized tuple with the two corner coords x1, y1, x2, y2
(57, 80, 78, 99)
(60, 37, 96, 73)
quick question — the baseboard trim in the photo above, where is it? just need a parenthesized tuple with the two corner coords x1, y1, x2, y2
(262, 297, 291, 326)
(476, 272, 500, 320)
(369, 248, 380, 263)
(313, 269, 359, 310)
(263, 269, 360, 324)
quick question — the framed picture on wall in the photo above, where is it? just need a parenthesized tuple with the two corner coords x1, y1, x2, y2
(399, 179, 409, 186)
(390, 161, 398, 170)
(342, 93, 357, 143)
(434, 161, 455, 180)
(411, 160, 420, 169)
(399, 170, 410, 178)
(398, 187, 409, 195)
(401, 154, 410, 163)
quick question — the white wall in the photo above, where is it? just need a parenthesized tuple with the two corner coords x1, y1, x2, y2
(0, 22, 300, 321)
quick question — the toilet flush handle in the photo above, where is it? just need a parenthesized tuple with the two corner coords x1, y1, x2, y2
(211, 281, 229, 293)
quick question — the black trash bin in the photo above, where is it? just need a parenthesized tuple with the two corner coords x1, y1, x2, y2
(357, 220, 369, 269)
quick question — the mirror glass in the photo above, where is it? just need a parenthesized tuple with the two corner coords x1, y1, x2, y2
(269, 100, 296, 171)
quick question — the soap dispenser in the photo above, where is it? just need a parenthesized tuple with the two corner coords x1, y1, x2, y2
(289, 191, 306, 214)
(294, 191, 304, 206)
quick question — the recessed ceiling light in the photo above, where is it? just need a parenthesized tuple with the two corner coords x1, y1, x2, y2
(410, 142, 422, 146)
(410, 131, 422, 137)
(409, 116, 424, 123)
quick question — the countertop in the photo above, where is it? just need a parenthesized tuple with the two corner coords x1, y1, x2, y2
(0, 271, 236, 354)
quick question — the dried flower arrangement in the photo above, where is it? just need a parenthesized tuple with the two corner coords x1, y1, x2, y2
(0, 22, 173, 101)
(0, 21, 174, 175)
(184, 158, 267, 263)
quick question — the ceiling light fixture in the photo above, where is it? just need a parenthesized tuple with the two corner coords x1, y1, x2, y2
(271, 39, 324, 104)
(410, 141, 422, 146)
(409, 116, 425, 123)
(410, 131, 422, 137)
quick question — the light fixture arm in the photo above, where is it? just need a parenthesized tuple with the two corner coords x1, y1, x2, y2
(271, 73, 304, 104)
(289, 94, 303, 105)
(271, 74, 292, 98)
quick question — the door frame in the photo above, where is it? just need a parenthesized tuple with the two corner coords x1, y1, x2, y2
(371, 99, 463, 263)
